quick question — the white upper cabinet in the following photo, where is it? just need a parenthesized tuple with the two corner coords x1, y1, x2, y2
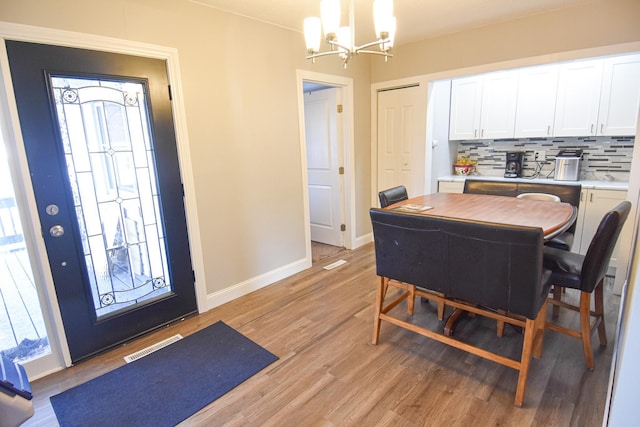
(480, 70, 518, 139)
(449, 54, 640, 140)
(449, 71, 517, 140)
(553, 60, 603, 137)
(597, 54, 640, 136)
(514, 64, 559, 138)
(449, 76, 482, 140)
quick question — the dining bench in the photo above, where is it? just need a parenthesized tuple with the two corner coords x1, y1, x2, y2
(370, 208, 553, 406)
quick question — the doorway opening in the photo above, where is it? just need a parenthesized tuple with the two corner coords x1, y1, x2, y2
(297, 70, 355, 267)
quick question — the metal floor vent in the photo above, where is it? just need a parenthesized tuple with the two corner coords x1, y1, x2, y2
(123, 334, 183, 363)
(323, 259, 347, 270)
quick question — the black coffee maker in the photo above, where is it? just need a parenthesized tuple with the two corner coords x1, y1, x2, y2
(504, 152, 524, 178)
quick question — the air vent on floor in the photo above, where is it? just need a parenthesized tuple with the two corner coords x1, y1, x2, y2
(323, 259, 347, 270)
(123, 334, 183, 363)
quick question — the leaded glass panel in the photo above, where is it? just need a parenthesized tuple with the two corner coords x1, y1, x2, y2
(50, 76, 172, 319)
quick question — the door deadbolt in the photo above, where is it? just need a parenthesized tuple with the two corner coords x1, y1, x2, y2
(45, 204, 60, 216)
(49, 225, 64, 237)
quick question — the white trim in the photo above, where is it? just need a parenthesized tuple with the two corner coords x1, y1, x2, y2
(296, 69, 356, 252)
(353, 232, 372, 249)
(204, 257, 310, 310)
(0, 22, 206, 372)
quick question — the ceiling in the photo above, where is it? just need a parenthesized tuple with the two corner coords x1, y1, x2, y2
(190, 0, 595, 46)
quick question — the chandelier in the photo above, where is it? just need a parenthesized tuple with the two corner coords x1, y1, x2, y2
(304, 0, 396, 68)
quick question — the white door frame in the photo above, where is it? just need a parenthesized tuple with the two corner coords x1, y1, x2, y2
(296, 70, 355, 259)
(0, 22, 205, 376)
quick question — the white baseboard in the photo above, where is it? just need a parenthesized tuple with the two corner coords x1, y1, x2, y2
(202, 256, 311, 312)
(352, 232, 373, 249)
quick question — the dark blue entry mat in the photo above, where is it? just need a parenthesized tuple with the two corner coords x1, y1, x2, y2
(50, 321, 278, 427)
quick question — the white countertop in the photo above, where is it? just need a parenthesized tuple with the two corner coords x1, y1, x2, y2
(438, 175, 629, 191)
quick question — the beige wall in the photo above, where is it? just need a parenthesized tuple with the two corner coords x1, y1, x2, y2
(0, 0, 372, 296)
(372, 0, 640, 83)
(3, 0, 640, 300)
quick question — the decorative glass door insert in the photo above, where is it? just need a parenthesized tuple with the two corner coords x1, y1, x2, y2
(50, 76, 171, 319)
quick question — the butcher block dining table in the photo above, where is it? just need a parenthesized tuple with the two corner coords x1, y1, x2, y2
(386, 191, 577, 335)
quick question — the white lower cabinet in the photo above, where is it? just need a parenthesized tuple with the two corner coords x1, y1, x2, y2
(573, 188, 628, 267)
(438, 181, 464, 193)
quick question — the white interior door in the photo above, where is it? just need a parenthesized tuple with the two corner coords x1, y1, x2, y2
(305, 88, 344, 247)
(377, 86, 426, 200)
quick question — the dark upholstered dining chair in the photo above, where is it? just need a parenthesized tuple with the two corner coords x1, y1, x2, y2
(378, 185, 408, 208)
(543, 201, 631, 370)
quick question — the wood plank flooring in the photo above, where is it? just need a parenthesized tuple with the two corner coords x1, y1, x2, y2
(23, 243, 616, 426)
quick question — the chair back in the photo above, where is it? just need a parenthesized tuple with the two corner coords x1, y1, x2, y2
(370, 208, 550, 319)
(516, 193, 561, 202)
(463, 179, 518, 197)
(517, 182, 581, 208)
(378, 185, 408, 208)
(464, 179, 581, 235)
(580, 201, 632, 293)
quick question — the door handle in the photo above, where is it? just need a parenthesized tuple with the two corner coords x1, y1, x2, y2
(49, 225, 64, 237)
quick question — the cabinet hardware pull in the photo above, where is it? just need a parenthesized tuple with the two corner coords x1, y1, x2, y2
(590, 124, 594, 134)
(600, 123, 604, 134)
(590, 193, 594, 203)
(547, 125, 550, 135)
(474, 129, 477, 138)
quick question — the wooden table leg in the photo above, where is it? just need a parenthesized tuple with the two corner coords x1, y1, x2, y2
(444, 308, 467, 336)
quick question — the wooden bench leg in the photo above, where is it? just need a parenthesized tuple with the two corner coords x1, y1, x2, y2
(496, 309, 506, 337)
(407, 284, 416, 315)
(515, 303, 547, 406)
(372, 276, 387, 345)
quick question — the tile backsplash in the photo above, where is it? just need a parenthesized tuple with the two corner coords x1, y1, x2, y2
(456, 136, 634, 182)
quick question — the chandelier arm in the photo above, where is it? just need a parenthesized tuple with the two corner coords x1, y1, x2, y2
(355, 50, 394, 57)
(354, 39, 391, 51)
(306, 50, 343, 60)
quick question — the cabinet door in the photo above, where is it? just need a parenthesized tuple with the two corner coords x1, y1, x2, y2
(438, 181, 464, 193)
(514, 64, 558, 138)
(553, 60, 603, 137)
(598, 54, 640, 136)
(575, 189, 627, 267)
(480, 70, 518, 139)
(449, 76, 482, 140)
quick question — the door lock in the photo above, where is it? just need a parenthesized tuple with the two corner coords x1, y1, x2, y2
(49, 225, 64, 237)
(45, 204, 60, 216)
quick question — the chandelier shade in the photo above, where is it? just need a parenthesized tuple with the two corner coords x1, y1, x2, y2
(304, 0, 396, 67)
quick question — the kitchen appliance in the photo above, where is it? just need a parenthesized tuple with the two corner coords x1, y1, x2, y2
(554, 149, 583, 181)
(504, 152, 524, 178)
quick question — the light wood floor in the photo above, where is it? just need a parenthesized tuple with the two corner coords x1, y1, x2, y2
(24, 243, 616, 426)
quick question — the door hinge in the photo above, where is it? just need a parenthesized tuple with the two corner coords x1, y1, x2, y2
(168, 85, 173, 101)
(340, 224, 346, 231)
(338, 166, 344, 175)
(337, 104, 343, 113)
